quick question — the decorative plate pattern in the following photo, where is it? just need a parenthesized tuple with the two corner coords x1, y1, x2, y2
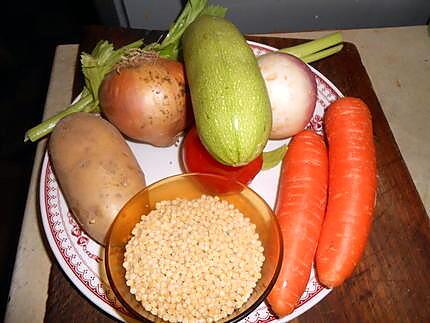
(39, 41, 342, 322)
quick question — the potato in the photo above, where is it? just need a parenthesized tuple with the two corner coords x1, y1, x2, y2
(48, 112, 146, 245)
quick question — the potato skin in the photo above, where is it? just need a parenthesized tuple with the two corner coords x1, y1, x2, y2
(48, 112, 146, 245)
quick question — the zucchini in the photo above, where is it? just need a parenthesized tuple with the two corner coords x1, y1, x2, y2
(182, 15, 272, 166)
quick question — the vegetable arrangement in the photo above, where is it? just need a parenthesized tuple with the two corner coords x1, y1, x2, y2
(30, 0, 379, 320)
(24, 0, 227, 143)
(25, 1, 342, 144)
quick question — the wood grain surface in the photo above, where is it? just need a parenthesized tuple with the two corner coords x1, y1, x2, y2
(44, 25, 430, 323)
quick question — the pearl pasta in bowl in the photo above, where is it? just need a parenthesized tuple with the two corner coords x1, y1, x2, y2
(105, 173, 283, 322)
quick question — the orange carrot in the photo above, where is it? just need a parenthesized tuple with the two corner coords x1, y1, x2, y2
(316, 97, 376, 288)
(267, 130, 328, 317)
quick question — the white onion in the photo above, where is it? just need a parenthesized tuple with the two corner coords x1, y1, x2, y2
(258, 52, 317, 139)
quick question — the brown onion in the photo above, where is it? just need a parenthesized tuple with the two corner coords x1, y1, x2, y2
(99, 53, 190, 147)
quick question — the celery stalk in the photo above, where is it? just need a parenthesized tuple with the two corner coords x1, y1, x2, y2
(279, 32, 343, 62)
(24, 90, 93, 142)
(301, 44, 344, 63)
(262, 145, 288, 170)
(24, 40, 143, 142)
(156, 0, 227, 59)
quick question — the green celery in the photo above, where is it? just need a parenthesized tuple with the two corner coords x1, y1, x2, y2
(81, 39, 143, 101)
(155, 0, 208, 59)
(24, 39, 143, 142)
(301, 44, 344, 63)
(156, 0, 227, 59)
(262, 145, 288, 170)
(25, 90, 93, 142)
(279, 32, 343, 63)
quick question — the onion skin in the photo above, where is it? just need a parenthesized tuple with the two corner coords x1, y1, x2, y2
(258, 52, 317, 139)
(99, 56, 190, 147)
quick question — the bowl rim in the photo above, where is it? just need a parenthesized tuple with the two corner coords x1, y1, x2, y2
(105, 172, 283, 322)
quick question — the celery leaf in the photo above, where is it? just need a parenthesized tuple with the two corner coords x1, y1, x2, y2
(262, 145, 288, 170)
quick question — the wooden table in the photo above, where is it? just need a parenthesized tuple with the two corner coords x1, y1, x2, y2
(6, 25, 430, 323)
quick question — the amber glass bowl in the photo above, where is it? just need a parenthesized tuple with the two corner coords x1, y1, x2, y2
(105, 173, 282, 322)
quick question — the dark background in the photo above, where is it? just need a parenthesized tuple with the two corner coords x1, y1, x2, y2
(0, 1, 101, 320)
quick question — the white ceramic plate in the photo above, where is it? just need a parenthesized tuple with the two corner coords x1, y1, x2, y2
(39, 41, 342, 322)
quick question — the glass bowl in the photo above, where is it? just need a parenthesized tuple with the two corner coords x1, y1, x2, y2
(105, 173, 282, 322)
